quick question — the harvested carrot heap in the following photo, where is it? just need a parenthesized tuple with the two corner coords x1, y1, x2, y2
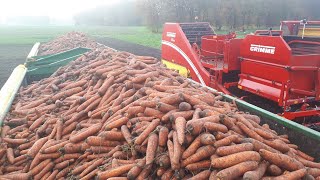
(0, 47, 319, 180)
(38, 31, 103, 56)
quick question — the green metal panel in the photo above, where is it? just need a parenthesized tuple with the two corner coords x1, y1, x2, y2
(25, 47, 91, 83)
(222, 94, 320, 140)
(26, 47, 91, 67)
(188, 80, 320, 140)
(188, 80, 320, 161)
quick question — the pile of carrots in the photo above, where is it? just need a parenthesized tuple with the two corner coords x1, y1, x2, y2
(0, 47, 319, 180)
(38, 32, 103, 56)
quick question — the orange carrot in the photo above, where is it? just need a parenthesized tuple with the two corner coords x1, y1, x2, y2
(158, 126, 169, 147)
(161, 109, 179, 123)
(30, 159, 51, 175)
(296, 150, 314, 162)
(204, 122, 228, 133)
(169, 110, 194, 122)
(132, 71, 159, 83)
(120, 125, 133, 145)
(34, 161, 54, 180)
(161, 169, 174, 180)
(42, 141, 68, 154)
(98, 76, 115, 96)
(259, 149, 304, 171)
(62, 121, 77, 135)
(71, 161, 94, 175)
(135, 119, 160, 145)
(216, 143, 253, 156)
(97, 164, 135, 179)
(79, 158, 104, 178)
(156, 102, 176, 113)
(77, 94, 100, 112)
(70, 123, 101, 143)
(127, 159, 146, 180)
(214, 135, 240, 148)
(54, 159, 75, 169)
(216, 161, 259, 180)
(263, 139, 290, 153)
(160, 93, 184, 105)
(52, 87, 83, 101)
(0, 173, 31, 180)
(144, 107, 164, 119)
(100, 131, 125, 141)
(105, 117, 129, 130)
(38, 152, 61, 160)
(172, 131, 181, 170)
(200, 133, 216, 145)
(27, 137, 48, 158)
(126, 106, 146, 117)
(6, 148, 15, 164)
(189, 170, 211, 180)
(181, 145, 215, 167)
(175, 117, 186, 145)
(307, 168, 320, 178)
(182, 135, 202, 159)
(237, 122, 264, 141)
(146, 133, 159, 165)
(182, 93, 207, 106)
(212, 151, 261, 168)
(243, 160, 269, 180)
(242, 138, 279, 153)
(185, 160, 211, 171)
(53, 153, 81, 164)
(254, 128, 276, 139)
(262, 168, 307, 180)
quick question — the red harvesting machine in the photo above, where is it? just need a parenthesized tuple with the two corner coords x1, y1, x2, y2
(161, 21, 320, 127)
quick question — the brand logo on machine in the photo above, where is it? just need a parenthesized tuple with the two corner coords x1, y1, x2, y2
(250, 44, 275, 54)
(167, 32, 176, 42)
(166, 32, 176, 38)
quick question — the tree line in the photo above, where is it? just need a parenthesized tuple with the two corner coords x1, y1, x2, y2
(74, 0, 320, 32)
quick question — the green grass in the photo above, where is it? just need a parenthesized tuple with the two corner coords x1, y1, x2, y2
(0, 26, 162, 49)
(0, 26, 264, 50)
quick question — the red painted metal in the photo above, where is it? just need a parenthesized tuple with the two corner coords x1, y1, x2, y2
(161, 21, 320, 121)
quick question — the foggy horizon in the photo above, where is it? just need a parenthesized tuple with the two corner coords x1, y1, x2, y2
(0, 0, 129, 25)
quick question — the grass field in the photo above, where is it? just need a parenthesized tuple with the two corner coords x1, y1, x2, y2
(0, 26, 261, 49)
(0, 26, 163, 49)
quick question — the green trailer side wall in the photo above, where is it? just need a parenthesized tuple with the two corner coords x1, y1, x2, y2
(25, 47, 91, 83)
(189, 81, 320, 161)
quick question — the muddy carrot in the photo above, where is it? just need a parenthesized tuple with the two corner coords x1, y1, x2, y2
(181, 145, 215, 167)
(243, 160, 269, 180)
(146, 133, 159, 165)
(70, 123, 101, 143)
(27, 137, 48, 158)
(6, 148, 15, 164)
(212, 151, 260, 168)
(135, 119, 160, 145)
(97, 164, 135, 179)
(216, 161, 259, 180)
(259, 149, 304, 171)
(182, 135, 201, 159)
(175, 117, 186, 145)
(216, 143, 253, 156)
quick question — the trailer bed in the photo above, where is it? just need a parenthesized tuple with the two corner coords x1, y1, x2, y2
(0, 43, 319, 162)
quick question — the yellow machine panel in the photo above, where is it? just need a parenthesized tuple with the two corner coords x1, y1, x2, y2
(161, 59, 189, 77)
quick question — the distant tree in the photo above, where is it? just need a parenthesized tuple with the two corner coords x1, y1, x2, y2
(74, 0, 320, 31)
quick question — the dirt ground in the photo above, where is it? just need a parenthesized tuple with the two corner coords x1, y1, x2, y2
(0, 44, 33, 88)
(0, 38, 161, 88)
(95, 37, 161, 59)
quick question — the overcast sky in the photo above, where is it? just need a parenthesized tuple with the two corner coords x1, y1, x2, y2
(0, 0, 121, 23)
